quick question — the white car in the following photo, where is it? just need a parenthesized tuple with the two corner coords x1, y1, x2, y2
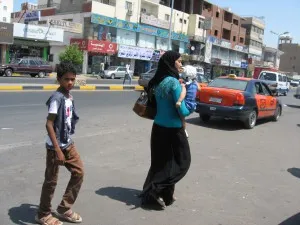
(104, 66, 133, 79)
(258, 71, 289, 96)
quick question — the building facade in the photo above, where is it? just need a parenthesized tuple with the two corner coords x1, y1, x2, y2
(0, 0, 13, 23)
(0, 0, 13, 64)
(279, 35, 300, 75)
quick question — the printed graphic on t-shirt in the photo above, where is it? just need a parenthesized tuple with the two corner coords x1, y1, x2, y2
(46, 98, 73, 148)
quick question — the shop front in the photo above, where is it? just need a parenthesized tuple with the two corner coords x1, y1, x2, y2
(0, 22, 14, 64)
(70, 38, 117, 74)
(10, 23, 64, 62)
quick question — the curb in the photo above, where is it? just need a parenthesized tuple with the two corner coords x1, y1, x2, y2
(0, 85, 144, 91)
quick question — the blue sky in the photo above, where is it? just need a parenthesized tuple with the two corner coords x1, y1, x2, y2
(14, 0, 300, 48)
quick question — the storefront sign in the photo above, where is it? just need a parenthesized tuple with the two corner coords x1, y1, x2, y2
(141, 14, 170, 29)
(24, 10, 40, 23)
(118, 45, 155, 61)
(230, 60, 242, 68)
(48, 19, 82, 34)
(220, 40, 232, 49)
(14, 38, 49, 47)
(150, 50, 161, 62)
(13, 23, 64, 42)
(241, 62, 248, 69)
(70, 39, 117, 54)
(0, 22, 14, 44)
(91, 13, 189, 43)
(221, 59, 230, 66)
(204, 39, 212, 64)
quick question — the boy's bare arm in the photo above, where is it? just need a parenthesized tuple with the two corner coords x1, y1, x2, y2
(46, 114, 65, 165)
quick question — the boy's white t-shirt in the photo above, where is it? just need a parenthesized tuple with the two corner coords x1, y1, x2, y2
(46, 98, 73, 148)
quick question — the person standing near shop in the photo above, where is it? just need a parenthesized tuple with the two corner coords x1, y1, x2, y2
(123, 63, 132, 85)
(98, 61, 105, 79)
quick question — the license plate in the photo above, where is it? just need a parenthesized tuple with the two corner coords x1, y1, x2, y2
(210, 107, 216, 111)
(209, 97, 222, 103)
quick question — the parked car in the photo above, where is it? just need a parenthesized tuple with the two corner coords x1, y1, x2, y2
(103, 66, 133, 79)
(138, 68, 157, 87)
(258, 71, 289, 96)
(0, 57, 53, 78)
(290, 79, 300, 87)
(196, 74, 282, 129)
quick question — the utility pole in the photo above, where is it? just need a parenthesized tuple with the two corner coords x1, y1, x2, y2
(167, 0, 174, 50)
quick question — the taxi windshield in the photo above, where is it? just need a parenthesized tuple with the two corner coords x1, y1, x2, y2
(208, 78, 248, 91)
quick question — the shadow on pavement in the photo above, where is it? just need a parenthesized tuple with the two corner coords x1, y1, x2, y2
(287, 168, 300, 179)
(95, 187, 141, 210)
(279, 212, 300, 225)
(286, 104, 300, 109)
(8, 203, 38, 225)
(186, 116, 272, 131)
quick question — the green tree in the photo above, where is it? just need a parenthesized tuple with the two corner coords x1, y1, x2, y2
(59, 44, 83, 65)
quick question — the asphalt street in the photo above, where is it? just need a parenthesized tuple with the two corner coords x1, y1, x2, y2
(0, 91, 300, 225)
(0, 76, 138, 85)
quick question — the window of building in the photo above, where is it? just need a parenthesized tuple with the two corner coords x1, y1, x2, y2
(3, 17, 6, 22)
(184, 19, 187, 24)
(233, 36, 236, 42)
(179, 18, 183, 23)
(141, 8, 146, 13)
(3, 6, 7, 11)
(214, 30, 218, 36)
(165, 14, 170, 21)
(216, 11, 220, 18)
(198, 21, 203, 29)
(233, 19, 239, 26)
(125, 1, 133, 10)
(240, 37, 244, 44)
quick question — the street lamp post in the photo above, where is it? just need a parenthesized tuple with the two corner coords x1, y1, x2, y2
(270, 31, 289, 69)
(168, 0, 175, 50)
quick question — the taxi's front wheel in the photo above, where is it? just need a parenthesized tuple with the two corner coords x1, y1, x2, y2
(244, 110, 257, 129)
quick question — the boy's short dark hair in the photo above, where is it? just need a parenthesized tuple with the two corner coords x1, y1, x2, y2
(57, 62, 77, 79)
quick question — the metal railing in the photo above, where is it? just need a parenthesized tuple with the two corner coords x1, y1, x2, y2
(87, 0, 116, 6)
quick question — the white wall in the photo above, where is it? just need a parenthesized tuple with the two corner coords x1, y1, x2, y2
(157, 5, 189, 35)
(0, 0, 13, 23)
(50, 45, 66, 66)
(92, 0, 140, 23)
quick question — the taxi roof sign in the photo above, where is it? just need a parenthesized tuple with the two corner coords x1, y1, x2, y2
(228, 74, 237, 78)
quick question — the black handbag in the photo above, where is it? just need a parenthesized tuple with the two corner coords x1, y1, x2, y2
(133, 87, 157, 120)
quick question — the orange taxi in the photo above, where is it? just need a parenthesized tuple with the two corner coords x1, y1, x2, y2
(195, 74, 282, 129)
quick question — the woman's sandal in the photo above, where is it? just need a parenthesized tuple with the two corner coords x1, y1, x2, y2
(35, 214, 63, 225)
(54, 210, 82, 223)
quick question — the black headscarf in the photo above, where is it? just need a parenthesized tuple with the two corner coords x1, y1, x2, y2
(149, 51, 181, 88)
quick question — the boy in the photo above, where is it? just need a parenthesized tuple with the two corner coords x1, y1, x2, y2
(176, 65, 200, 138)
(36, 62, 84, 225)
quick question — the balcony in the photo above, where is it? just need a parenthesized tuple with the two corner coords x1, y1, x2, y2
(38, 3, 60, 9)
(86, 0, 116, 6)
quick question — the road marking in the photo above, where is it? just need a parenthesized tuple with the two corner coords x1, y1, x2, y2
(43, 85, 59, 90)
(0, 103, 44, 108)
(1, 128, 13, 130)
(80, 85, 96, 90)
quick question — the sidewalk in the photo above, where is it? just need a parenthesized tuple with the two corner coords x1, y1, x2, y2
(0, 83, 144, 91)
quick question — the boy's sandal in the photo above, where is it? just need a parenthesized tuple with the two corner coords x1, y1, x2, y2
(35, 214, 63, 225)
(54, 210, 82, 223)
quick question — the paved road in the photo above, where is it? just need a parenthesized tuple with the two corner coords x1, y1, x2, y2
(0, 76, 138, 85)
(0, 91, 300, 225)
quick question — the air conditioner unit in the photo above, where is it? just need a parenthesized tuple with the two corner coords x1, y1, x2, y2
(127, 10, 133, 16)
(141, 8, 146, 13)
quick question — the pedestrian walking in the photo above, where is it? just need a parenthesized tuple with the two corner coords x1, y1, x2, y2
(140, 51, 192, 210)
(98, 61, 105, 79)
(123, 63, 132, 85)
(36, 62, 84, 225)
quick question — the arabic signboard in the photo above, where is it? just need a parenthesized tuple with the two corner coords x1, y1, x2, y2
(118, 45, 155, 61)
(241, 62, 248, 69)
(0, 22, 14, 44)
(91, 13, 189, 43)
(13, 23, 64, 42)
(230, 60, 242, 68)
(141, 14, 169, 29)
(24, 11, 40, 23)
(70, 39, 118, 54)
(48, 19, 82, 34)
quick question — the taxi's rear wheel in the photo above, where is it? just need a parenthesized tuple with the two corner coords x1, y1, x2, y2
(272, 105, 281, 121)
(200, 114, 210, 123)
(244, 110, 257, 129)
